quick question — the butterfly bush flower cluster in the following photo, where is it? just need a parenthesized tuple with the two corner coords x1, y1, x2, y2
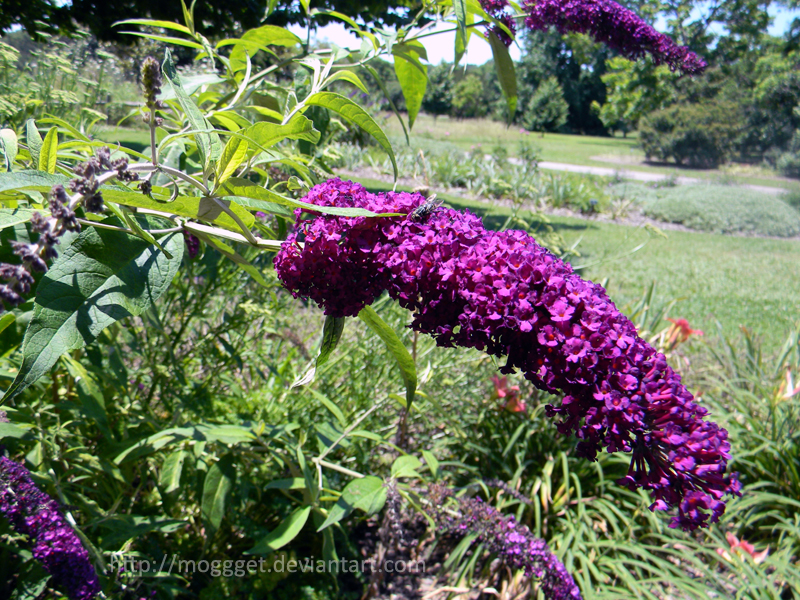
(479, 0, 517, 46)
(428, 484, 580, 599)
(0, 455, 100, 600)
(524, 0, 706, 73)
(275, 179, 740, 530)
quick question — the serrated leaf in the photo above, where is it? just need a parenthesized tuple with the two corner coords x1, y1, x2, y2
(393, 42, 427, 130)
(317, 476, 386, 531)
(2, 218, 184, 403)
(25, 120, 43, 168)
(162, 49, 222, 167)
(0, 128, 18, 170)
(391, 455, 422, 479)
(305, 92, 397, 180)
(216, 136, 249, 184)
(160, 450, 188, 495)
(228, 26, 301, 73)
(201, 454, 237, 532)
(291, 315, 345, 388)
(38, 127, 58, 173)
(358, 305, 416, 406)
(246, 505, 310, 554)
(487, 31, 517, 121)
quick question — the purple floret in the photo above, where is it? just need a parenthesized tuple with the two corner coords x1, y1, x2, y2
(275, 178, 740, 531)
(0, 456, 101, 600)
(523, 0, 706, 74)
(429, 485, 581, 599)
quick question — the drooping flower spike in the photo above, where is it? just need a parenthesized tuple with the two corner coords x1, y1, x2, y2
(428, 484, 581, 599)
(523, 0, 706, 74)
(275, 179, 740, 531)
(0, 455, 101, 600)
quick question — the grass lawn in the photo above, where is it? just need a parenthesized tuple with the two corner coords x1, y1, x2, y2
(383, 114, 800, 192)
(351, 176, 800, 352)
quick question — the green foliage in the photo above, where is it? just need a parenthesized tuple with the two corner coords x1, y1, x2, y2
(626, 182, 800, 237)
(522, 76, 569, 133)
(594, 56, 676, 136)
(451, 74, 487, 120)
(638, 100, 745, 167)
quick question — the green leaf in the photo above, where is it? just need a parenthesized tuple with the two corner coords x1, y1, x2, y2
(0, 129, 18, 171)
(195, 233, 271, 289)
(393, 42, 427, 130)
(100, 515, 187, 548)
(25, 120, 43, 168)
(487, 31, 517, 121)
(120, 32, 203, 49)
(0, 170, 255, 234)
(228, 26, 301, 73)
(162, 49, 222, 167)
(453, 0, 469, 66)
(240, 115, 320, 148)
(216, 136, 249, 185)
(0, 312, 15, 336)
(201, 454, 237, 533)
(62, 355, 112, 439)
(305, 92, 397, 180)
(220, 177, 392, 217)
(9, 558, 49, 600)
(363, 64, 409, 145)
(112, 18, 193, 35)
(391, 455, 422, 479)
(422, 449, 440, 480)
(0, 421, 32, 440)
(246, 505, 311, 554)
(160, 450, 188, 495)
(292, 315, 345, 388)
(317, 476, 386, 531)
(37, 117, 91, 143)
(264, 477, 306, 490)
(0, 208, 37, 231)
(1, 219, 184, 403)
(358, 305, 416, 407)
(38, 127, 58, 174)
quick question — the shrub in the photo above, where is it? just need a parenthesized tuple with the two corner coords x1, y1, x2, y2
(638, 101, 744, 168)
(627, 183, 800, 237)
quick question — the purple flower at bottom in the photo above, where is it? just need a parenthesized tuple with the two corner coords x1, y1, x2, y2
(0, 456, 100, 600)
(183, 231, 200, 259)
(523, 0, 706, 74)
(428, 485, 581, 599)
(275, 179, 740, 531)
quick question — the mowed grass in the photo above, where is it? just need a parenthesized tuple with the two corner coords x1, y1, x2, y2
(352, 176, 800, 352)
(383, 113, 800, 192)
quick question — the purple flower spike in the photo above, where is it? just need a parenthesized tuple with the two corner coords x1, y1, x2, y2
(0, 456, 101, 600)
(523, 0, 706, 74)
(275, 179, 740, 531)
(429, 485, 581, 599)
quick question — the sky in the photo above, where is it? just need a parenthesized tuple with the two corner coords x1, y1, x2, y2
(290, 5, 800, 66)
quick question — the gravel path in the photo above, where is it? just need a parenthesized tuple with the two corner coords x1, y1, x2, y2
(534, 160, 787, 195)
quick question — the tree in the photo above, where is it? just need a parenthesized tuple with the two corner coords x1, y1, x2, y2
(593, 57, 677, 136)
(523, 77, 569, 133)
(451, 74, 486, 119)
(2, 0, 423, 42)
(421, 63, 453, 120)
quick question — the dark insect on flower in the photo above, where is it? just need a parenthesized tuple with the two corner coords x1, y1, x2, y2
(408, 195, 443, 222)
